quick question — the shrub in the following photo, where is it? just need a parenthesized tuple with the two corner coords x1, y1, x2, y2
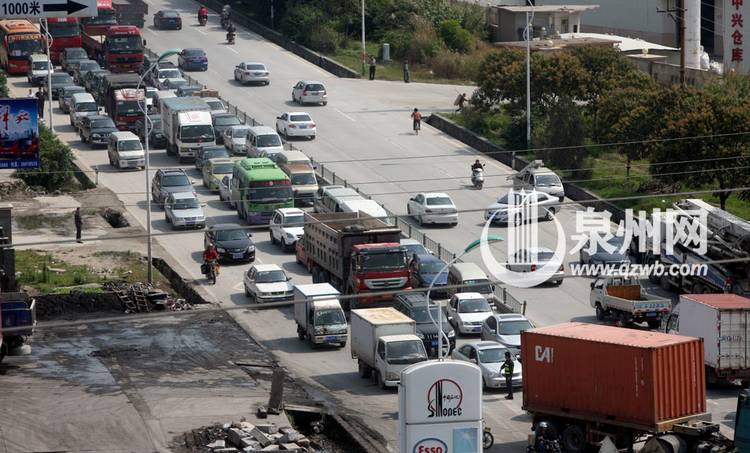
(384, 15, 440, 63)
(0, 72, 7, 97)
(309, 25, 343, 52)
(439, 19, 474, 54)
(280, 3, 326, 45)
(16, 124, 74, 191)
(431, 49, 480, 80)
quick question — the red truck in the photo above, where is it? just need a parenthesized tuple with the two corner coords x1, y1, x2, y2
(42, 18, 82, 64)
(303, 211, 410, 310)
(83, 24, 143, 73)
(108, 88, 145, 130)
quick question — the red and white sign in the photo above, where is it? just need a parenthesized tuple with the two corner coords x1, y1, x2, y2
(725, 0, 750, 73)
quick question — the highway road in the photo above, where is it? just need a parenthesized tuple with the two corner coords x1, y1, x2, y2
(7, 1, 741, 449)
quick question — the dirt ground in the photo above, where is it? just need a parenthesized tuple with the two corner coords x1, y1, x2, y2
(0, 310, 312, 453)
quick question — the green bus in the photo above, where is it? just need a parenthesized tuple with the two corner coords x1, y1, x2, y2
(231, 158, 293, 224)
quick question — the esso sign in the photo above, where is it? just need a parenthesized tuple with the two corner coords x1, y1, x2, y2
(413, 438, 447, 453)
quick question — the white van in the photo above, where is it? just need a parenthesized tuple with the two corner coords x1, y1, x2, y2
(69, 92, 99, 130)
(447, 262, 496, 302)
(276, 149, 311, 167)
(108, 131, 145, 170)
(27, 53, 52, 86)
(510, 160, 565, 201)
(339, 199, 392, 225)
(246, 126, 284, 158)
(313, 186, 363, 213)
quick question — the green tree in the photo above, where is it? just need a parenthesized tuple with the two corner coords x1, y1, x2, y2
(439, 19, 474, 53)
(16, 125, 74, 191)
(540, 97, 587, 171)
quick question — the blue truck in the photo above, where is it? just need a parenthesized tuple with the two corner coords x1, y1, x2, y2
(0, 292, 36, 363)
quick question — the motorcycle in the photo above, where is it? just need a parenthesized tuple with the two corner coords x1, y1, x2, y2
(198, 14, 207, 25)
(202, 260, 217, 285)
(482, 423, 494, 449)
(220, 12, 230, 28)
(472, 167, 484, 189)
(227, 31, 236, 44)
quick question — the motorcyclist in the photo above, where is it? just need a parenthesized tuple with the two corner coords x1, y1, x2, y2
(533, 422, 560, 453)
(203, 244, 219, 272)
(471, 159, 485, 171)
(226, 22, 236, 43)
(198, 5, 208, 21)
(221, 4, 231, 26)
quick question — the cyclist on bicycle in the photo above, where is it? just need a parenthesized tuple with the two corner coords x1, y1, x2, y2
(411, 108, 422, 135)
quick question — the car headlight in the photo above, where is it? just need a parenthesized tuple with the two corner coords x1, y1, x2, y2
(386, 372, 399, 380)
(462, 321, 473, 326)
(247, 245, 255, 252)
(92, 133, 100, 138)
(216, 247, 226, 253)
(314, 326, 324, 334)
(447, 330, 455, 338)
(285, 233, 296, 241)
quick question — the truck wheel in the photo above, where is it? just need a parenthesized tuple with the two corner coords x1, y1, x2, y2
(562, 424, 586, 453)
(692, 283, 706, 294)
(595, 304, 606, 321)
(297, 326, 305, 341)
(376, 370, 386, 389)
(0, 342, 6, 363)
(358, 359, 371, 378)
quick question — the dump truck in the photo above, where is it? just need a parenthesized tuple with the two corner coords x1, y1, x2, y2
(589, 275, 671, 328)
(83, 25, 143, 73)
(160, 97, 214, 162)
(0, 292, 36, 363)
(303, 211, 410, 310)
(293, 283, 347, 348)
(665, 293, 750, 384)
(113, 0, 148, 28)
(350, 307, 427, 389)
(522, 322, 735, 453)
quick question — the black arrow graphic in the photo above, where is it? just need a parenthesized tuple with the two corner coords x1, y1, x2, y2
(42, 0, 87, 14)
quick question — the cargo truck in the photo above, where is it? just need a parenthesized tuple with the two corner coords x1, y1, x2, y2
(83, 24, 143, 73)
(160, 97, 215, 162)
(521, 322, 734, 453)
(589, 275, 671, 328)
(0, 292, 36, 363)
(294, 283, 348, 348)
(350, 308, 427, 389)
(108, 89, 145, 131)
(303, 211, 410, 310)
(665, 293, 750, 384)
(113, 0, 148, 28)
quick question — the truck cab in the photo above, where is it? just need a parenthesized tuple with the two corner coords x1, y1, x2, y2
(110, 88, 145, 131)
(349, 242, 410, 304)
(294, 283, 347, 348)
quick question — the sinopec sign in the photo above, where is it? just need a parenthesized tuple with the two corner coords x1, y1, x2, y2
(427, 379, 463, 418)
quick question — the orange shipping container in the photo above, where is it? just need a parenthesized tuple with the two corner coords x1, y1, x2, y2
(521, 322, 706, 430)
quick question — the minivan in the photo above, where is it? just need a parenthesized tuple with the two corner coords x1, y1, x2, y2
(339, 199, 391, 225)
(108, 131, 145, 170)
(246, 126, 284, 158)
(69, 92, 99, 130)
(511, 160, 565, 201)
(276, 149, 312, 167)
(313, 186, 363, 213)
(280, 162, 318, 207)
(394, 292, 456, 357)
(27, 54, 51, 86)
(447, 262, 496, 302)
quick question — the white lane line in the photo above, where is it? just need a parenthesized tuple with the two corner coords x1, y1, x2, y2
(227, 46, 239, 54)
(334, 108, 355, 122)
(196, 28, 206, 35)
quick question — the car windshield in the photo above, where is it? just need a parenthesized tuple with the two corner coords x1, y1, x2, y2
(495, 193, 526, 206)
(256, 270, 287, 283)
(291, 173, 316, 185)
(107, 35, 142, 52)
(290, 114, 311, 122)
(52, 74, 73, 84)
(215, 229, 247, 241)
(65, 88, 85, 97)
(402, 243, 428, 257)
(212, 163, 234, 174)
(79, 62, 99, 71)
(247, 64, 266, 70)
(282, 215, 304, 226)
(215, 116, 240, 126)
(536, 174, 561, 186)
(83, 8, 116, 25)
(8, 37, 43, 57)
(426, 197, 452, 206)
(458, 298, 491, 313)
(478, 347, 507, 364)
(183, 49, 203, 56)
(207, 100, 226, 110)
(387, 340, 427, 364)
(410, 306, 443, 323)
(249, 186, 292, 202)
(498, 320, 533, 335)
(66, 49, 88, 60)
(162, 11, 179, 17)
(32, 61, 49, 70)
(173, 198, 199, 209)
(464, 279, 492, 294)
(159, 69, 181, 79)
(314, 308, 346, 326)
(180, 125, 214, 142)
(162, 174, 190, 187)
(205, 149, 229, 160)
(77, 102, 97, 112)
(119, 140, 142, 151)
(46, 21, 80, 38)
(257, 134, 281, 147)
(361, 252, 406, 271)
(91, 119, 114, 129)
(305, 84, 325, 91)
(419, 260, 447, 274)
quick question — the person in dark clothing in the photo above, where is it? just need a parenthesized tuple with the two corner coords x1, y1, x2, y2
(74, 207, 82, 243)
(36, 88, 45, 119)
(368, 56, 376, 80)
(500, 351, 514, 399)
(403, 59, 410, 83)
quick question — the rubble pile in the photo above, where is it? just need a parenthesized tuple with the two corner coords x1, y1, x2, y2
(104, 281, 192, 313)
(195, 421, 318, 453)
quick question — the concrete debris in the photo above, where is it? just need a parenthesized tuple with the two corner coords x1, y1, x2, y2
(198, 421, 319, 453)
(206, 440, 226, 449)
(256, 406, 268, 419)
(256, 424, 279, 435)
(104, 281, 192, 313)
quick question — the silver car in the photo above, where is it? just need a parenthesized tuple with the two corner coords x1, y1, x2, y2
(58, 85, 86, 113)
(243, 264, 294, 303)
(291, 80, 327, 106)
(164, 192, 206, 229)
(234, 61, 270, 85)
(451, 341, 523, 390)
(219, 175, 233, 206)
(480, 314, 534, 353)
(223, 125, 250, 155)
(484, 190, 560, 225)
(506, 246, 565, 285)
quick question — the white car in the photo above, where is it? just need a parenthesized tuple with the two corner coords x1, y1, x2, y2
(219, 175, 233, 205)
(158, 77, 187, 90)
(400, 238, 433, 258)
(407, 192, 458, 226)
(234, 62, 269, 85)
(222, 124, 250, 154)
(243, 264, 294, 303)
(480, 313, 534, 353)
(145, 87, 157, 112)
(269, 208, 305, 252)
(451, 341, 523, 389)
(275, 112, 316, 140)
(164, 192, 206, 229)
(447, 292, 494, 335)
(484, 190, 560, 226)
(291, 80, 327, 106)
(203, 97, 227, 115)
(506, 246, 565, 285)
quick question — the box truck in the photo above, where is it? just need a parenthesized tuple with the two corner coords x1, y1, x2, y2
(160, 97, 214, 162)
(293, 283, 347, 348)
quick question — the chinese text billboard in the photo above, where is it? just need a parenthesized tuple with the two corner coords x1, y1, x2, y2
(0, 98, 39, 169)
(725, 0, 750, 73)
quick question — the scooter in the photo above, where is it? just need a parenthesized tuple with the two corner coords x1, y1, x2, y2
(227, 31, 236, 45)
(472, 167, 484, 189)
(198, 14, 207, 25)
(483, 423, 494, 449)
(220, 13, 229, 28)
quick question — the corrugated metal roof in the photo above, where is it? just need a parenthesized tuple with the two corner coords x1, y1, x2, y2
(681, 293, 750, 310)
(529, 322, 697, 347)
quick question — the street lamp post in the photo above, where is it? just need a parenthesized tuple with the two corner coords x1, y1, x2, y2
(361, 0, 366, 76)
(43, 19, 53, 128)
(427, 235, 503, 359)
(523, 0, 534, 167)
(137, 48, 181, 285)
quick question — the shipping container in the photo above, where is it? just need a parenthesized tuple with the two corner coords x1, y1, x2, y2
(521, 322, 706, 431)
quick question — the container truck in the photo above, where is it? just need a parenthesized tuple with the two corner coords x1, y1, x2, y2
(589, 275, 671, 328)
(665, 293, 750, 384)
(350, 307, 427, 389)
(112, 0, 148, 28)
(83, 24, 143, 73)
(303, 211, 410, 310)
(0, 292, 36, 363)
(160, 97, 215, 162)
(293, 283, 348, 348)
(521, 322, 734, 453)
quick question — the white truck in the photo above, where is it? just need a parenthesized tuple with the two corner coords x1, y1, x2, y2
(665, 293, 750, 384)
(350, 308, 428, 389)
(589, 275, 671, 328)
(293, 283, 348, 348)
(160, 97, 215, 162)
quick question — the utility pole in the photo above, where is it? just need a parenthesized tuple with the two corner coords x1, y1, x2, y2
(657, 0, 686, 86)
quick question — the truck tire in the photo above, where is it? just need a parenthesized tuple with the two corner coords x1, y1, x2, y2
(376, 370, 386, 389)
(358, 359, 371, 378)
(0, 342, 6, 364)
(595, 304, 606, 321)
(562, 424, 585, 453)
(297, 325, 305, 341)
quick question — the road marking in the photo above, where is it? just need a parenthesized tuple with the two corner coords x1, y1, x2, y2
(196, 28, 206, 35)
(334, 108, 355, 122)
(227, 46, 239, 54)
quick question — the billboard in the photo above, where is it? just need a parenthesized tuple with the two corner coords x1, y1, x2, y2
(724, 0, 750, 74)
(0, 98, 39, 169)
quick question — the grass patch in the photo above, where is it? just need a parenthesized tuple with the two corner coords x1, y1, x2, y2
(14, 214, 71, 231)
(16, 249, 173, 294)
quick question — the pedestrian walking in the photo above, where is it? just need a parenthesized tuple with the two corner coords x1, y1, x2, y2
(368, 56, 376, 80)
(74, 207, 83, 243)
(403, 59, 410, 83)
(36, 88, 45, 119)
(454, 92, 468, 112)
(500, 351, 514, 399)
(410, 108, 422, 135)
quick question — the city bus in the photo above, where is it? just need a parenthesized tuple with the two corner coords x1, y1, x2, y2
(0, 20, 44, 74)
(42, 18, 81, 64)
(231, 158, 294, 224)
